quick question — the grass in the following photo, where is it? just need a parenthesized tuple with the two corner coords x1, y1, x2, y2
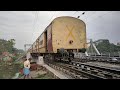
(0, 61, 21, 79)
(0, 60, 56, 79)
(35, 72, 55, 79)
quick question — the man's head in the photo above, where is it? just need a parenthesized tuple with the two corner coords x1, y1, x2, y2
(24, 58, 27, 61)
(28, 58, 31, 62)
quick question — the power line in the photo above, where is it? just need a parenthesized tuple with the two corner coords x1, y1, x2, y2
(77, 11, 86, 18)
(72, 11, 79, 16)
(83, 11, 97, 21)
(86, 12, 117, 41)
(85, 11, 115, 33)
(32, 11, 59, 43)
(49, 11, 57, 22)
(54, 11, 63, 17)
(86, 11, 112, 24)
(31, 11, 39, 43)
(43, 11, 59, 28)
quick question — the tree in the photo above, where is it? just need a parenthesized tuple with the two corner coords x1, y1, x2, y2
(7, 39, 15, 53)
(0, 39, 8, 54)
(95, 39, 120, 54)
(0, 39, 16, 54)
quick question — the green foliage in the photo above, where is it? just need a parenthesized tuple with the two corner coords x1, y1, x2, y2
(0, 39, 15, 54)
(0, 61, 21, 79)
(0, 39, 24, 55)
(95, 39, 120, 53)
(0, 39, 8, 54)
(12, 56, 17, 61)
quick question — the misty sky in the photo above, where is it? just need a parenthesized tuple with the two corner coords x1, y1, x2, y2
(0, 11, 120, 50)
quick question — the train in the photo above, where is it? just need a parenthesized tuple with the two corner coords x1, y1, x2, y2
(27, 16, 87, 62)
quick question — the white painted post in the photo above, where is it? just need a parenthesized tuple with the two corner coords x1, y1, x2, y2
(109, 53, 110, 57)
(26, 52, 31, 60)
(118, 52, 120, 57)
(37, 56, 44, 65)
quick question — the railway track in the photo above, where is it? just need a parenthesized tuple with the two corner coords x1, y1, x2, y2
(73, 57, 120, 65)
(45, 60, 120, 79)
(69, 61, 120, 79)
(45, 61, 89, 79)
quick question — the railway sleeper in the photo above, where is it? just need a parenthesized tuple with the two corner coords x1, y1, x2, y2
(74, 75, 82, 79)
(74, 66, 79, 69)
(102, 71, 118, 76)
(70, 73, 78, 79)
(77, 64, 79, 66)
(97, 72, 107, 77)
(97, 71, 116, 79)
(72, 62, 76, 65)
(91, 70, 99, 74)
(67, 71, 73, 76)
(64, 70, 69, 74)
(60, 68, 63, 71)
(62, 69, 67, 73)
(66, 70, 71, 75)
(63, 69, 67, 73)
(68, 72, 75, 77)
(56, 66, 59, 70)
(112, 75, 120, 79)
(103, 73, 113, 79)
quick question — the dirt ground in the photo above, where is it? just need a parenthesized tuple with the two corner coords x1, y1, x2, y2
(0, 60, 55, 79)
(19, 66, 55, 79)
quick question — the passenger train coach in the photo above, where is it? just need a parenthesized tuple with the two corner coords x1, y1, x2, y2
(27, 16, 87, 62)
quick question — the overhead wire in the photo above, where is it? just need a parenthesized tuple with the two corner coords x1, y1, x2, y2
(43, 11, 58, 29)
(49, 11, 57, 22)
(86, 11, 116, 42)
(86, 11, 114, 38)
(72, 11, 79, 16)
(86, 11, 114, 31)
(75, 11, 113, 41)
(27, 11, 39, 51)
(54, 11, 63, 17)
(30, 11, 114, 46)
(86, 11, 112, 24)
(83, 11, 97, 21)
(31, 11, 39, 44)
(77, 11, 86, 18)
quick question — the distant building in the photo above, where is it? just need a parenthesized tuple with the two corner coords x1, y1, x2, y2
(117, 42, 120, 46)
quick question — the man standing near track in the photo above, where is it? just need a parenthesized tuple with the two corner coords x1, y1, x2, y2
(23, 58, 31, 79)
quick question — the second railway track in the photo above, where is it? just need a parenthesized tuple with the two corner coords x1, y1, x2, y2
(45, 60, 120, 79)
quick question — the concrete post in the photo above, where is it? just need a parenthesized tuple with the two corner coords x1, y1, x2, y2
(37, 56, 44, 65)
(118, 52, 120, 57)
(109, 53, 110, 57)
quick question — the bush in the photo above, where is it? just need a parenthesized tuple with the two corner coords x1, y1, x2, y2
(12, 56, 18, 61)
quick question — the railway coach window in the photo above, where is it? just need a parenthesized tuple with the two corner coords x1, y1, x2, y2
(40, 40, 43, 45)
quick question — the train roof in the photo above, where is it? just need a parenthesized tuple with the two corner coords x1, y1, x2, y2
(29, 16, 85, 50)
(43, 16, 85, 32)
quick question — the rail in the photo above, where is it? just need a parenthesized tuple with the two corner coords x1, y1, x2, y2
(45, 61, 107, 79)
(69, 61, 120, 79)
